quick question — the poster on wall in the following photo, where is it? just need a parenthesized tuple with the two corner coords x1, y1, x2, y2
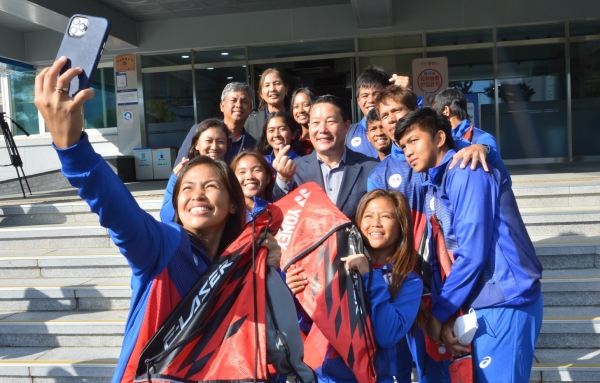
(117, 89, 138, 106)
(116, 54, 136, 72)
(123, 108, 133, 123)
(411, 57, 449, 106)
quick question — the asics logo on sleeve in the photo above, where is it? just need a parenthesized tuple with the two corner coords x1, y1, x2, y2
(479, 356, 492, 368)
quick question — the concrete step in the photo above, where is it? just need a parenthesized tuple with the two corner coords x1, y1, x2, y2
(0, 311, 127, 348)
(522, 209, 600, 239)
(531, 348, 600, 382)
(0, 346, 119, 382)
(0, 224, 113, 250)
(513, 183, 600, 210)
(539, 318, 600, 349)
(535, 242, 600, 270)
(542, 270, 600, 307)
(0, 249, 129, 279)
(0, 278, 131, 311)
(1, 347, 596, 383)
(0, 199, 162, 227)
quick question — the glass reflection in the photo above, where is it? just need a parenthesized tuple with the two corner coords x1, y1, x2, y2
(496, 44, 567, 159)
(143, 71, 194, 148)
(571, 40, 600, 157)
(9, 71, 39, 135)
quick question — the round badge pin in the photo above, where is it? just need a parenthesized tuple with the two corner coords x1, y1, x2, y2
(388, 174, 402, 188)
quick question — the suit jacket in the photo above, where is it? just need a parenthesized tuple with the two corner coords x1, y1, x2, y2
(244, 109, 267, 141)
(272, 148, 378, 221)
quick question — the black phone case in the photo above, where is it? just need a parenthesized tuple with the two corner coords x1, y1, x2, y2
(55, 15, 111, 97)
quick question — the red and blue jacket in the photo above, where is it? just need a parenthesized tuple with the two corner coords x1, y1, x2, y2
(55, 133, 216, 383)
(452, 119, 498, 150)
(423, 150, 542, 324)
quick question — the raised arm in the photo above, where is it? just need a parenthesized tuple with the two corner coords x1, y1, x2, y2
(35, 57, 181, 282)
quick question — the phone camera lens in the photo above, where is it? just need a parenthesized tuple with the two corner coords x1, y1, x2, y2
(70, 27, 77, 35)
(72, 18, 80, 25)
(78, 24, 87, 31)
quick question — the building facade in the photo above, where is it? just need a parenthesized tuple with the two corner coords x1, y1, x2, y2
(0, 0, 599, 181)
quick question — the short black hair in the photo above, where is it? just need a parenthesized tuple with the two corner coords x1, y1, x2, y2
(366, 108, 380, 124)
(313, 94, 351, 122)
(432, 88, 469, 121)
(395, 107, 455, 150)
(356, 66, 390, 97)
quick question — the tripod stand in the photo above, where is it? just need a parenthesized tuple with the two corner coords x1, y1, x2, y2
(0, 112, 31, 198)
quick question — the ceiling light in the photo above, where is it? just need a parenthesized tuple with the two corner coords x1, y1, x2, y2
(182, 55, 189, 58)
(242, 65, 246, 68)
(221, 52, 229, 56)
(208, 67, 214, 70)
(227, 76, 233, 79)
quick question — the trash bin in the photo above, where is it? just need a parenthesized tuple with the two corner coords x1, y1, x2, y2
(133, 148, 153, 180)
(152, 147, 176, 180)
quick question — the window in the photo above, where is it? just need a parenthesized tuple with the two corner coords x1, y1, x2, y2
(9, 71, 39, 135)
(496, 44, 567, 159)
(143, 70, 194, 148)
(427, 29, 492, 46)
(248, 40, 354, 60)
(358, 35, 422, 51)
(436, 48, 495, 134)
(83, 67, 117, 129)
(570, 40, 600, 157)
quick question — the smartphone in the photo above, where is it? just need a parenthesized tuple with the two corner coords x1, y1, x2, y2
(55, 15, 111, 97)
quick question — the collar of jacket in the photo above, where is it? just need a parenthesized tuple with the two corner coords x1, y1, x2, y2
(452, 119, 472, 138)
(427, 149, 457, 187)
(391, 142, 406, 160)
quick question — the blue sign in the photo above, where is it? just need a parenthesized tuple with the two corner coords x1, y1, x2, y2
(464, 93, 480, 127)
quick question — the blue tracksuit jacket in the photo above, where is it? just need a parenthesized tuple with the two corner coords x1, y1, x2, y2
(423, 150, 542, 323)
(54, 133, 214, 383)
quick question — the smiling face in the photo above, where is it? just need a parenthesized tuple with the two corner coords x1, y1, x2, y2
(260, 72, 287, 109)
(220, 90, 251, 128)
(357, 85, 385, 117)
(195, 127, 228, 160)
(177, 164, 235, 238)
(399, 126, 446, 173)
(359, 197, 400, 255)
(366, 120, 391, 156)
(377, 99, 411, 143)
(266, 116, 296, 152)
(234, 155, 270, 201)
(309, 102, 350, 157)
(292, 92, 311, 126)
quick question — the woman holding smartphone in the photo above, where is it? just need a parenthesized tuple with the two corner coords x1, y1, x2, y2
(287, 189, 423, 383)
(34, 57, 290, 383)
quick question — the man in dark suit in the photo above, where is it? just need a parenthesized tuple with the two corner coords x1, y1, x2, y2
(272, 95, 378, 221)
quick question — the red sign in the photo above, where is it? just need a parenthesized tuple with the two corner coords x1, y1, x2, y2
(417, 69, 443, 93)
